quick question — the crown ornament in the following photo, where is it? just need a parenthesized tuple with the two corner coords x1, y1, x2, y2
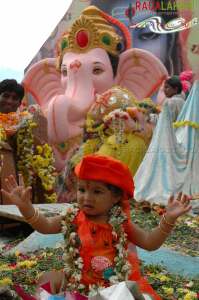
(57, 6, 131, 68)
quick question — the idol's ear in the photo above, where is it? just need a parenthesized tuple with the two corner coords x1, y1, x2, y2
(22, 58, 64, 111)
(115, 48, 168, 100)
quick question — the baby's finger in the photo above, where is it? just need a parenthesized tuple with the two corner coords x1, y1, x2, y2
(8, 175, 18, 189)
(18, 174, 25, 187)
(176, 192, 182, 201)
(1, 189, 12, 202)
(183, 198, 191, 207)
(168, 195, 174, 205)
(4, 178, 14, 192)
(23, 187, 32, 201)
(184, 204, 192, 213)
(180, 194, 189, 204)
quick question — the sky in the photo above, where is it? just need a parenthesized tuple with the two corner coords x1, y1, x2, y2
(0, 0, 72, 82)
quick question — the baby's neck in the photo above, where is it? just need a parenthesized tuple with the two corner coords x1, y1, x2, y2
(85, 213, 109, 224)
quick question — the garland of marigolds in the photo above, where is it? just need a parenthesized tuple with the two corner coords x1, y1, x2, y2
(173, 120, 199, 129)
(0, 112, 57, 203)
(17, 118, 57, 203)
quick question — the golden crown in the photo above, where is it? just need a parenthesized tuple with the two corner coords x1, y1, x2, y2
(57, 6, 130, 68)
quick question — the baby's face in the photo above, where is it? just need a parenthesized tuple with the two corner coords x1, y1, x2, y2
(77, 179, 120, 222)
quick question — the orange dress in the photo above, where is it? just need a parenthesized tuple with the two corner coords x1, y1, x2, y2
(74, 211, 162, 300)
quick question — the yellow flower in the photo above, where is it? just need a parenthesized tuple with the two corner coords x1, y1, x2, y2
(0, 277, 12, 286)
(17, 260, 37, 268)
(158, 274, 170, 282)
(162, 287, 174, 295)
(0, 264, 11, 272)
(183, 291, 197, 300)
(177, 288, 185, 294)
(0, 125, 7, 141)
(173, 120, 199, 129)
(36, 145, 43, 154)
(17, 119, 56, 203)
(15, 250, 20, 257)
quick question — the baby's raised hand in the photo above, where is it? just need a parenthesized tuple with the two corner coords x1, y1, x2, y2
(166, 193, 192, 222)
(1, 174, 32, 208)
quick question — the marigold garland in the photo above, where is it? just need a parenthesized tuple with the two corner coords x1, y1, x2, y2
(32, 144, 57, 203)
(0, 125, 7, 142)
(17, 118, 57, 203)
(17, 118, 37, 186)
(0, 111, 57, 203)
(173, 120, 199, 129)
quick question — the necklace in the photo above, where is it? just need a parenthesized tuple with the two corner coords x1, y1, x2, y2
(61, 204, 132, 296)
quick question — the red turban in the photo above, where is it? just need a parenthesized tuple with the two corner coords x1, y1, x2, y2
(74, 154, 134, 198)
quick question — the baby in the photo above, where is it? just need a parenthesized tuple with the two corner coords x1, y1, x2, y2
(2, 154, 191, 300)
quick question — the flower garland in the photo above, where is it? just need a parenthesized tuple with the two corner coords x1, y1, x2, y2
(61, 204, 132, 296)
(0, 124, 7, 142)
(17, 118, 57, 203)
(0, 111, 29, 136)
(0, 111, 57, 203)
(173, 120, 199, 129)
(17, 118, 37, 186)
(31, 144, 57, 203)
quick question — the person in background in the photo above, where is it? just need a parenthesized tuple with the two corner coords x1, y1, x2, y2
(0, 79, 24, 114)
(163, 76, 185, 122)
(0, 79, 25, 206)
(0, 79, 56, 212)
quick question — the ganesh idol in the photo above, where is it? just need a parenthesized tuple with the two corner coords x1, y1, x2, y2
(23, 6, 168, 171)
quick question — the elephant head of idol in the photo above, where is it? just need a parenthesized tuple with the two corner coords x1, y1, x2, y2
(23, 6, 167, 170)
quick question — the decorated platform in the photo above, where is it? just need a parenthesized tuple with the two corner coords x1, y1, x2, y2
(0, 203, 198, 299)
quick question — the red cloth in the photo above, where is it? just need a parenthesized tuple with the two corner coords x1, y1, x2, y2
(13, 284, 36, 300)
(75, 154, 134, 197)
(74, 211, 162, 300)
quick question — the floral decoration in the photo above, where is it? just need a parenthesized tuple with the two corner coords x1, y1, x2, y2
(0, 202, 198, 299)
(0, 111, 57, 203)
(61, 204, 131, 296)
(173, 120, 199, 129)
(17, 120, 57, 203)
(0, 247, 198, 299)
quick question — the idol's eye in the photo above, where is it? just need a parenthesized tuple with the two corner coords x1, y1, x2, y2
(61, 68, 67, 76)
(139, 31, 160, 41)
(93, 67, 104, 75)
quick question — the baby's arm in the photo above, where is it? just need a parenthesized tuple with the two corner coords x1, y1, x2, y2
(127, 221, 172, 251)
(1, 174, 62, 234)
(127, 193, 191, 251)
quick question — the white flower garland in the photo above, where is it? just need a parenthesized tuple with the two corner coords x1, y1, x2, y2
(61, 204, 132, 296)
